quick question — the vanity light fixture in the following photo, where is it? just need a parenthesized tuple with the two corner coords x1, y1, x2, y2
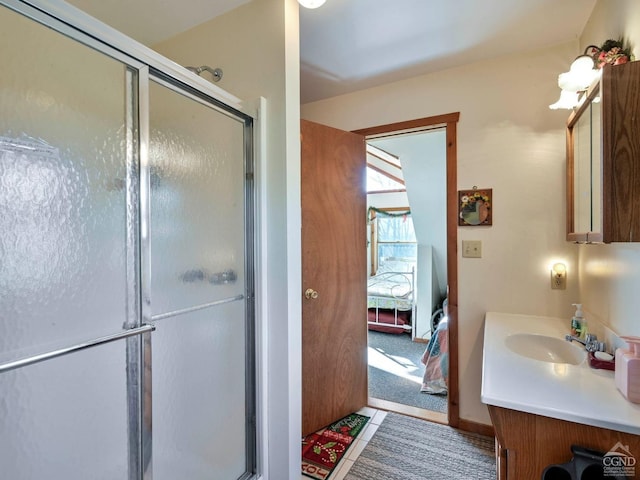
(549, 90, 581, 110)
(298, 0, 326, 8)
(558, 47, 601, 92)
(549, 45, 601, 110)
(551, 262, 567, 290)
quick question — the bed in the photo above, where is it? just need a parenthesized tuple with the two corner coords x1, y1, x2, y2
(421, 316, 448, 395)
(367, 258, 416, 334)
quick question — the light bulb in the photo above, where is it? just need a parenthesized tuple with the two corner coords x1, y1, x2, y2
(549, 90, 579, 110)
(552, 263, 566, 275)
(557, 55, 600, 92)
(298, 0, 326, 8)
(569, 55, 595, 74)
(550, 262, 567, 290)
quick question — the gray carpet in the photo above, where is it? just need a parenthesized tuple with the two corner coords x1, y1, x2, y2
(345, 412, 496, 480)
(368, 331, 447, 413)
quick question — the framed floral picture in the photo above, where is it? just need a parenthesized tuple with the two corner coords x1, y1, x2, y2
(458, 188, 492, 226)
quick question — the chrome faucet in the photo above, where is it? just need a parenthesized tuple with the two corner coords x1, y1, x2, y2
(565, 333, 606, 353)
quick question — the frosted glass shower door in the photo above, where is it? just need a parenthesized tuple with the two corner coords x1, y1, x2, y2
(0, 4, 143, 479)
(1, 2, 256, 479)
(148, 79, 254, 480)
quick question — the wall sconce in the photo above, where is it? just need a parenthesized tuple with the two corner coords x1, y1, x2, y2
(298, 0, 326, 8)
(549, 45, 601, 110)
(551, 262, 567, 290)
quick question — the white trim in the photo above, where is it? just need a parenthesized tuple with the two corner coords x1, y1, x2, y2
(284, 1, 302, 478)
(254, 96, 270, 480)
(12, 0, 243, 111)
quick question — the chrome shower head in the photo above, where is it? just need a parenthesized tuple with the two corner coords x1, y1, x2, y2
(185, 65, 223, 83)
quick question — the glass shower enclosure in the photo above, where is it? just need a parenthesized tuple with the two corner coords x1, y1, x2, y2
(0, 2, 256, 479)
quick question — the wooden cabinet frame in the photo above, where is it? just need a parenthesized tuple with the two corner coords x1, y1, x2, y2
(566, 61, 640, 243)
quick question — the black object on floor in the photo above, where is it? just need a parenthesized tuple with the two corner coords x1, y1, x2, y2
(541, 444, 626, 480)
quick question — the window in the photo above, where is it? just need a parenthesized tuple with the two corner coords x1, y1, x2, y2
(366, 167, 404, 192)
(369, 207, 417, 274)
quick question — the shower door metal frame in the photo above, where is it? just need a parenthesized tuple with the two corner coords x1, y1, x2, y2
(0, 1, 258, 479)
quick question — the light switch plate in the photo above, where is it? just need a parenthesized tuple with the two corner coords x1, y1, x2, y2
(462, 240, 482, 258)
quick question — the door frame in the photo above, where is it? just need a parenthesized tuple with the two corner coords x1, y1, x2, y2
(353, 112, 460, 428)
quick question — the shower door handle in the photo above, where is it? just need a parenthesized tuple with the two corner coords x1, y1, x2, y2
(0, 324, 155, 374)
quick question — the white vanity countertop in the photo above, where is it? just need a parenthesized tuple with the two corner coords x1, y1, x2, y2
(481, 311, 640, 435)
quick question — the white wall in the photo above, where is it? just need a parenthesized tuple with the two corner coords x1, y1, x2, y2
(155, 1, 301, 477)
(302, 43, 581, 425)
(576, 1, 640, 340)
(415, 244, 438, 339)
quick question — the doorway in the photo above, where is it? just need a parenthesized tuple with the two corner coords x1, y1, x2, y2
(354, 113, 460, 427)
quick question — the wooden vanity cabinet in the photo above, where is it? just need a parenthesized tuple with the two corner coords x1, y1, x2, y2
(567, 61, 640, 243)
(489, 406, 640, 480)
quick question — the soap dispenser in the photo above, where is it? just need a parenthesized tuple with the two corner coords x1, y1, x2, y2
(615, 336, 640, 404)
(571, 304, 584, 337)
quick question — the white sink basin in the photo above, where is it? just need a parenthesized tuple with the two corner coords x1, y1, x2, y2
(505, 333, 586, 365)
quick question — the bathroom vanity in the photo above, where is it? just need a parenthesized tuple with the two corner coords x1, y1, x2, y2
(482, 312, 640, 480)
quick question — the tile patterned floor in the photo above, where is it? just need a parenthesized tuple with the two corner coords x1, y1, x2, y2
(301, 407, 387, 480)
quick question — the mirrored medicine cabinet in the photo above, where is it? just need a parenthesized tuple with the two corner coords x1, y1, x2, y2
(566, 61, 640, 243)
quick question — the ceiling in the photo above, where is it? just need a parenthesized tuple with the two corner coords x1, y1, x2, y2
(66, 0, 596, 104)
(66, 0, 252, 46)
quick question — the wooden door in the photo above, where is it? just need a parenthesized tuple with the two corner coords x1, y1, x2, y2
(301, 119, 368, 436)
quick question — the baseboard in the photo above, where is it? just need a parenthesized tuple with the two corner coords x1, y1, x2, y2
(412, 337, 429, 344)
(368, 397, 448, 425)
(457, 418, 495, 437)
(368, 397, 495, 438)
